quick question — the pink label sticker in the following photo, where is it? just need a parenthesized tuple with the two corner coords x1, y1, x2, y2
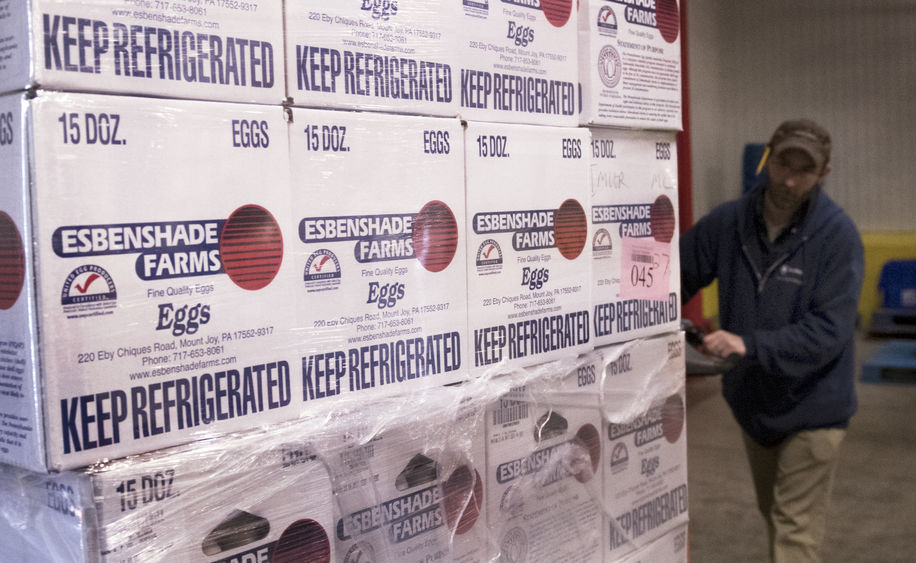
(620, 237, 671, 301)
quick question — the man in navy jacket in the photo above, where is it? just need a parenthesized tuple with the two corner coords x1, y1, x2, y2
(680, 119, 864, 563)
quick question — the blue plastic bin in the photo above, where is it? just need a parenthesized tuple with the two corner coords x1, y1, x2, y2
(878, 259, 916, 309)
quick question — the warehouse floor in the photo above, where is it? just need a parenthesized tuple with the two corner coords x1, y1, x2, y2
(685, 332, 916, 562)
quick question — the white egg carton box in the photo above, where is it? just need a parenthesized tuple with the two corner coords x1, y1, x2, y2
(284, 0, 460, 116)
(578, 0, 683, 129)
(589, 127, 680, 348)
(0, 420, 336, 562)
(601, 332, 688, 560)
(0, 90, 297, 471)
(456, 0, 579, 125)
(288, 108, 469, 404)
(484, 375, 604, 563)
(465, 121, 592, 376)
(326, 393, 489, 563)
(0, 0, 285, 104)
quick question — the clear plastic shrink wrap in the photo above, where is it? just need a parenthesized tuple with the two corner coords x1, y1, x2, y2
(285, 0, 460, 116)
(484, 362, 606, 562)
(0, 380, 485, 562)
(0, 92, 472, 474)
(0, 0, 285, 104)
(577, 0, 683, 130)
(1, 419, 336, 562)
(597, 332, 688, 563)
(0, 331, 687, 562)
(486, 331, 688, 563)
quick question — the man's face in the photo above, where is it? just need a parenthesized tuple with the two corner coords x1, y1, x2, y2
(765, 148, 829, 212)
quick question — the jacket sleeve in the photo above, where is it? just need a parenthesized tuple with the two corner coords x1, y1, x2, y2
(743, 216, 864, 376)
(679, 210, 724, 304)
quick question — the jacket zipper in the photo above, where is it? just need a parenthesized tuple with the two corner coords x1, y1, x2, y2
(741, 233, 810, 294)
(741, 244, 791, 294)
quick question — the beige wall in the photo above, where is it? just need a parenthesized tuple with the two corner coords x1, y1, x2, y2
(686, 0, 916, 231)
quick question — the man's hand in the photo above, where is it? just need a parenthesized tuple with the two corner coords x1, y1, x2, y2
(702, 330, 746, 359)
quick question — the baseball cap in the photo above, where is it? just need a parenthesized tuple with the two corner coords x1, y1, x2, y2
(768, 119, 831, 169)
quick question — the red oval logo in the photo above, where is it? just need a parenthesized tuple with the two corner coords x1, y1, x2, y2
(656, 0, 680, 43)
(0, 211, 26, 310)
(650, 195, 676, 244)
(273, 519, 331, 563)
(443, 464, 484, 535)
(413, 200, 459, 273)
(554, 199, 588, 260)
(541, 0, 573, 27)
(219, 205, 283, 291)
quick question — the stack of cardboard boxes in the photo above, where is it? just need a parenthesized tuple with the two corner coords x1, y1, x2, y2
(0, 1, 687, 561)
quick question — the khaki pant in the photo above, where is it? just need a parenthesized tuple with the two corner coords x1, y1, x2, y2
(742, 428, 846, 563)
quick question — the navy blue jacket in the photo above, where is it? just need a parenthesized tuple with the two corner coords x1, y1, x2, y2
(681, 182, 864, 446)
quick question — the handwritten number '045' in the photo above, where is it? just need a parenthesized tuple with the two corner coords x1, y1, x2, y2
(631, 265, 654, 288)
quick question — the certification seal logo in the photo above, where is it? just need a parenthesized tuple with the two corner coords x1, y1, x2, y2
(475, 239, 503, 275)
(500, 527, 528, 563)
(610, 442, 629, 474)
(598, 45, 622, 88)
(592, 228, 613, 258)
(463, 0, 488, 18)
(61, 264, 117, 318)
(304, 249, 342, 293)
(343, 541, 375, 563)
(499, 482, 524, 516)
(597, 6, 618, 37)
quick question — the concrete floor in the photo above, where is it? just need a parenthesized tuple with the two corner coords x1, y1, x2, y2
(685, 333, 916, 562)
